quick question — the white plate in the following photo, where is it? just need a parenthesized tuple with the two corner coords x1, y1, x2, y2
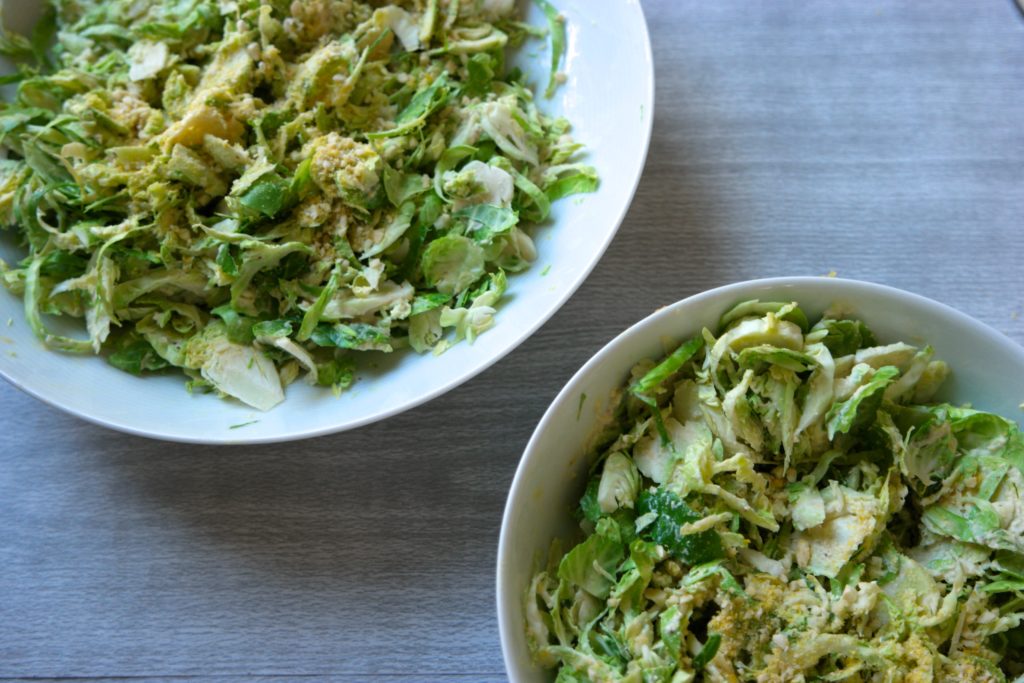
(0, 0, 654, 443)
(496, 276, 1024, 682)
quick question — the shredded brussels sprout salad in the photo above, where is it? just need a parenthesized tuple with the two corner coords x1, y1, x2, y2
(0, 0, 595, 410)
(527, 300, 1024, 682)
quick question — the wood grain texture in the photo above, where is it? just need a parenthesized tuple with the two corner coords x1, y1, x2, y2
(2, 1, 1023, 680)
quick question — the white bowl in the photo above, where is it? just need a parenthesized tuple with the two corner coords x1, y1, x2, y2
(0, 0, 653, 443)
(496, 276, 1024, 682)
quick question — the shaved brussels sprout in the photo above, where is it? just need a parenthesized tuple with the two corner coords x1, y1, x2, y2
(528, 300, 1024, 681)
(0, 0, 596, 408)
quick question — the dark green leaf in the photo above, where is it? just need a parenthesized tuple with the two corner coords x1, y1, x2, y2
(395, 74, 447, 125)
(274, 251, 310, 279)
(108, 338, 170, 375)
(367, 74, 449, 139)
(0, 70, 27, 86)
(30, 8, 56, 69)
(578, 473, 602, 523)
(316, 357, 355, 389)
(636, 489, 724, 565)
(395, 203, 436, 281)
(216, 244, 238, 276)
(240, 173, 290, 217)
(693, 634, 721, 671)
(816, 318, 879, 357)
(590, 631, 629, 667)
(465, 53, 496, 94)
(994, 551, 1024, 579)
(631, 335, 705, 397)
(211, 305, 255, 344)
(256, 110, 294, 137)
(37, 250, 87, 280)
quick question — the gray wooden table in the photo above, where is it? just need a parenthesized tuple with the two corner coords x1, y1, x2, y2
(3, 1, 1023, 681)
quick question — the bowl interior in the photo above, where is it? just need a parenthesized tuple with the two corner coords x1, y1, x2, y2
(497, 276, 1024, 682)
(0, 0, 653, 443)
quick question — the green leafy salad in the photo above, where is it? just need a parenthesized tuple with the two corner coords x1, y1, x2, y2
(0, 0, 594, 410)
(527, 301, 1024, 682)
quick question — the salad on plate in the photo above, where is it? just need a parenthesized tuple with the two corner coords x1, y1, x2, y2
(0, 0, 595, 410)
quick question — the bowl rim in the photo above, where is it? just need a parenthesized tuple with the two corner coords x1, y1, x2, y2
(0, 0, 656, 445)
(495, 275, 1024, 680)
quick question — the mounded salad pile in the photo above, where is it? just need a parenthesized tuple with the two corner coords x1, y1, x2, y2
(0, 0, 594, 410)
(527, 300, 1024, 682)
